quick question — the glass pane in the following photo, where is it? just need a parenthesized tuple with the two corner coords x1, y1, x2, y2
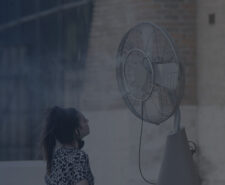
(21, 0, 36, 17)
(40, 15, 58, 57)
(0, 1, 7, 25)
(62, 4, 93, 69)
(0, 1, 20, 24)
(40, 0, 58, 11)
(63, 0, 81, 4)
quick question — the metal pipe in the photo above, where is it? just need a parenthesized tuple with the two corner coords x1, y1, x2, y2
(173, 107, 181, 132)
(0, 0, 91, 32)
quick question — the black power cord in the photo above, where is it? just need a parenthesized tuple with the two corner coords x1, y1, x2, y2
(138, 102, 156, 184)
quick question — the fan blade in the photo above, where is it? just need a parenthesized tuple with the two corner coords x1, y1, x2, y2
(154, 82, 177, 116)
(152, 62, 179, 90)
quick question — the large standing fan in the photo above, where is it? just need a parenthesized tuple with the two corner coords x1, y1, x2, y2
(116, 22, 200, 185)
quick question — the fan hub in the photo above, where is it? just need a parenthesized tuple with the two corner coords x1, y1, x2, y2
(123, 48, 154, 102)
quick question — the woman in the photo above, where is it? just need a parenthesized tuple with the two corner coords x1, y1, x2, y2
(41, 106, 94, 185)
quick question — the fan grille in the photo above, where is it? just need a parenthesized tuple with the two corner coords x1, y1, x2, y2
(116, 22, 184, 125)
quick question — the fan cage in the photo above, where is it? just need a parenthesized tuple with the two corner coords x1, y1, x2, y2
(116, 22, 185, 125)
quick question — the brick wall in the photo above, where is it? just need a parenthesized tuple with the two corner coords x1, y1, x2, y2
(80, 2, 198, 185)
(81, 0, 197, 111)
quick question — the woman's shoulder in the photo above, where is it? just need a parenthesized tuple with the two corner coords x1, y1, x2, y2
(56, 146, 87, 155)
(53, 146, 88, 162)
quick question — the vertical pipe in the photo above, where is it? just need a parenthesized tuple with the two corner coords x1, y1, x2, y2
(173, 107, 181, 133)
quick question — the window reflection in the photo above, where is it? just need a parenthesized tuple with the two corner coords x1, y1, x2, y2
(0, 0, 93, 161)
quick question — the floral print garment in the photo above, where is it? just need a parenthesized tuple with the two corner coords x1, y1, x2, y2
(45, 146, 94, 185)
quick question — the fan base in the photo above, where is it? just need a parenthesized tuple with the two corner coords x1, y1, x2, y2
(157, 127, 201, 185)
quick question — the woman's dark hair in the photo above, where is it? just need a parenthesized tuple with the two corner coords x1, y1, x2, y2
(40, 106, 84, 174)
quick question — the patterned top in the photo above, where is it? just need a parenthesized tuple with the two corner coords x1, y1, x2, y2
(45, 146, 94, 185)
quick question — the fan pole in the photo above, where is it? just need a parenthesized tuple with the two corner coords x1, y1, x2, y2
(173, 108, 181, 132)
(157, 128, 201, 185)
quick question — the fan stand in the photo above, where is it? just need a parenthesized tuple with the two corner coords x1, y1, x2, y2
(157, 108, 201, 185)
(173, 108, 181, 133)
(116, 22, 201, 185)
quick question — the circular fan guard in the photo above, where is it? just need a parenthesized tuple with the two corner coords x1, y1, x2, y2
(116, 22, 185, 125)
